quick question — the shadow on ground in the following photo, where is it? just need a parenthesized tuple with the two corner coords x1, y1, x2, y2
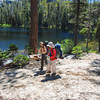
(89, 59, 100, 76)
(91, 59, 100, 68)
(34, 70, 46, 76)
(0, 67, 32, 90)
(88, 69, 100, 76)
(87, 59, 100, 85)
(41, 74, 61, 82)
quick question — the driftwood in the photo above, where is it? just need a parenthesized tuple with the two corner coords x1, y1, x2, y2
(29, 54, 41, 61)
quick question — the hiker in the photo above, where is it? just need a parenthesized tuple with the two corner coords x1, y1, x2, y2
(39, 42, 48, 71)
(55, 41, 63, 59)
(44, 41, 49, 54)
(46, 42, 57, 76)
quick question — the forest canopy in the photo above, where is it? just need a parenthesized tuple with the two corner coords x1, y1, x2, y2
(0, 0, 100, 31)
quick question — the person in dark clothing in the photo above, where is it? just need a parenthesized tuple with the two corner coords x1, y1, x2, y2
(55, 41, 63, 58)
(39, 42, 48, 71)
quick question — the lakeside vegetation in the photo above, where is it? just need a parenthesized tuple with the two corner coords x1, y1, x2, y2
(0, 1, 100, 99)
(0, 24, 11, 27)
(0, 0, 100, 61)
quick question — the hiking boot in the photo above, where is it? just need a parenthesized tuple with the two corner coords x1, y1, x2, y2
(46, 71, 51, 76)
(46, 73, 50, 77)
(60, 56, 64, 59)
(39, 67, 43, 71)
(52, 73, 56, 76)
(46, 71, 51, 73)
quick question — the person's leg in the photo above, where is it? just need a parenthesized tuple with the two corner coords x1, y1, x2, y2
(59, 49, 62, 58)
(47, 61, 51, 73)
(41, 54, 44, 70)
(44, 55, 48, 65)
(56, 48, 59, 58)
(51, 60, 56, 75)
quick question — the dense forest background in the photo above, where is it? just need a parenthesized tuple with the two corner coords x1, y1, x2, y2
(0, 0, 100, 53)
(0, 0, 100, 32)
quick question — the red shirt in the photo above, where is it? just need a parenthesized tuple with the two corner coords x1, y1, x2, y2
(48, 48, 57, 61)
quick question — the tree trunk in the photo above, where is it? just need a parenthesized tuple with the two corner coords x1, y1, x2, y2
(47, 3, 50, 28)
(89, 0, 92, 40)
(56, 2, 60, 29)
(30, 0, 38, 54)
(74, 0, 80, 46)
(86, 28, 90, 54)
(99, 39, 100, 52)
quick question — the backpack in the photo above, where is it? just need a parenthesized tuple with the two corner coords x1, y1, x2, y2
(55, 47, 60, 58)
(50, 48, 58, 58)
(44, 41, 49, 55)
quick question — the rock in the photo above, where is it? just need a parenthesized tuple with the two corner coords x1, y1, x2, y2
(3, 59, 13, 66)
(0, 53, 100, 100)
(92, 59, 100, 67)
(65, 55, 75, 59)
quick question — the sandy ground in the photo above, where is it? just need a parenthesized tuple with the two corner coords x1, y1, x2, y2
(0, 53, 100, 100)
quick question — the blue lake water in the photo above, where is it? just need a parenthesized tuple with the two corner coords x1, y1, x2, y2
(0, 27, 80, 50)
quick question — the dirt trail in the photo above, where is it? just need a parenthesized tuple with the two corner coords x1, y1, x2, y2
(0, 53, 100, 100)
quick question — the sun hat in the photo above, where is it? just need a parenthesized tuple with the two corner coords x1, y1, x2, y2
(47, 42, 55, 48)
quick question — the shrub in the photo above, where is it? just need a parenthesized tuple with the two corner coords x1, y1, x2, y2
(0, 51, 10, 61)
(72, 46, 83, 58)
(88, 50, 97, 53)
(77, 41, 98, 53)
(0, 24, 11, 27)
(88, 41, 98, 51)
(8, 44, 18, 52)
(61, 39, 74, 54)
(13, 55, 29, 67)
(24, 45, 34, 55)
(0, 51, 3, 61)
(80, 28, 88, 35)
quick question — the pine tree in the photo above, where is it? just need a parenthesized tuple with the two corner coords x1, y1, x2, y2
(30, 0, 38, 54)
(96, 20, 100, 52)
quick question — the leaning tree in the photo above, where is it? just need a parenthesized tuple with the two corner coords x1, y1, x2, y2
(30, 0, 38, 54)
(96, 19, 100, 52)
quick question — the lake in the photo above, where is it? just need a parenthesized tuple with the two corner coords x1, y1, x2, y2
(0, 27, 76, 50)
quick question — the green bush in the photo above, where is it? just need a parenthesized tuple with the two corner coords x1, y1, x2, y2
(88, 50, 97, 53)
(0, 51, 10, 61)
(77, 42, 87, 52)
(72, 46, 83, 58)
(8, 44, 18, 52)
(80, 28, 88, 35)
(61, 39, 74, 54)
(0, 24, 11, 27)
(88, 41, 98, 51)
(0, 51, 3, 61)
(13, 55, 29, 67)
(77, 41, 98, 53)
(24, 45, 34, 55)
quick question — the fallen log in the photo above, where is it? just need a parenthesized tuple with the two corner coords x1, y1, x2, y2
(29, 54, 41, 61)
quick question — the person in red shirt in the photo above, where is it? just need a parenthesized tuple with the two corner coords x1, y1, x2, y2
(47, 42, 57, 76)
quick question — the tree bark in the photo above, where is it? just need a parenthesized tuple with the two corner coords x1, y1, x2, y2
(86, 28, 90, 54)
(74, 0, 80, 46)
(56, 2, 60, 29)
(99, 39, 100, 52)
(30, 0, 38, 54)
